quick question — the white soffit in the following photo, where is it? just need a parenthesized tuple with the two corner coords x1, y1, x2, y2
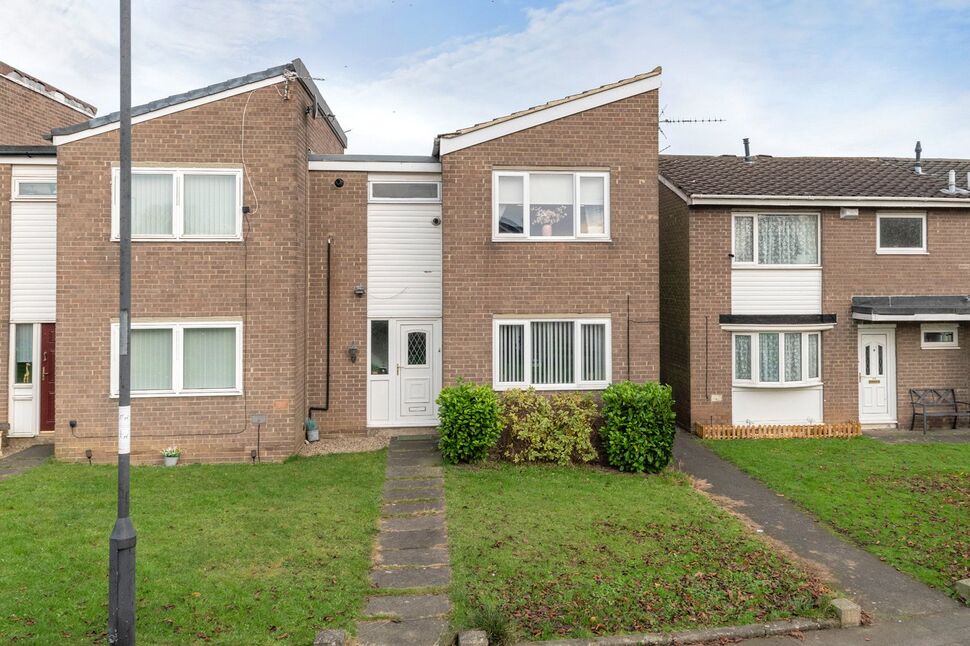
(438, 74, 662, 155)
(309, 160, 441, 172)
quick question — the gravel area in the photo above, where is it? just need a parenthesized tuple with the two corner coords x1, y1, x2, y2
(298, 435, 389, 456)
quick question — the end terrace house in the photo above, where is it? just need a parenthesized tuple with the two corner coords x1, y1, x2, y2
(659, 150, 970, 432)
(43, 60, 662, 463)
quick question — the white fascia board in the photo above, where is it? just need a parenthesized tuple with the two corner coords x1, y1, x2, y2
(658, 175, 691, 204)
(309, 160, 441, 173)
(0, 157, 57, 165)
(852, 312, 970, 322)
(687, 194, 970, 209)
(52, 75, 286, 146)
(720, 323, 836, 332)
(438, 75, 662, 156)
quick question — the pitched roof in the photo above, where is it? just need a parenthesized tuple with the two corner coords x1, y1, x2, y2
(0, 61, 96, 117)
(50, 59, 346, 147)
(660, 155, 970, 202)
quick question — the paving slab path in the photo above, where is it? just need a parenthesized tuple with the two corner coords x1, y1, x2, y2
(0, 443, 53, 481)
(673, 430, 968, 643)
(358, 435, 451, 646)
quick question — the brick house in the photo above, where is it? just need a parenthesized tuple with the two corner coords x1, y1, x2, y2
(659, 152, 970, 431)
(0, 62, 95, 449)
(29, 60, 662, 463)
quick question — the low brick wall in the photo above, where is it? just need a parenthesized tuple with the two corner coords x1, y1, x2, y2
(695, 421, 861, 440)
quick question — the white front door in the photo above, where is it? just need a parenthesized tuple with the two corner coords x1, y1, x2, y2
(398, 323, 435, 420)
(859, 328, 895, 424)
(367, 318, 441, 427)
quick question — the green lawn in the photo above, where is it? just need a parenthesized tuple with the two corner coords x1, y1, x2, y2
(0, 451, 385, 644)
(705, 438, 970, 593)
(445, 463, 830, 642)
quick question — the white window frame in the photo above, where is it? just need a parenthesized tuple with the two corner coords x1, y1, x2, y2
(920, 323, 958, 349)
(492, 317, 611, 390)
(731, 212, 821, 268)
(110, 320, 243, 397)
(492, 170, 610, 242)
(876, 211, 927, 255)
(110, 167, 244, 241)
(12, 177, 57, 201)
(731, 329, 823, 388)
(368, 180, 441, 203)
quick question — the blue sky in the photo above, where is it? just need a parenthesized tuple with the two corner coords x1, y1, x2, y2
(3, 1, 969, 157)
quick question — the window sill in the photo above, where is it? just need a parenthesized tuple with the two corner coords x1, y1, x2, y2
(110, 390, 243, 399)
(731, 264, 821, 270)
(492, 237, 612, 243)
(110, 237, 243, 243)
(921, 345, 960, 350)
(493, 382, 609, 391)
(875, 250, 928, 255)
(732, 382, 823, 390)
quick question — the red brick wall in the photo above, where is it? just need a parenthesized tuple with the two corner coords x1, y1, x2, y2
(55, 80, 341, 463)
(440, 91, 660, 389)
(658, 183, 691, 425)
(0, 76, 90, 146)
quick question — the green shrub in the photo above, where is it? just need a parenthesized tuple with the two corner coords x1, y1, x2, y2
(500, 388, 598, 465)
(437, 379, 502, 464)
(600, 381, 676, 473)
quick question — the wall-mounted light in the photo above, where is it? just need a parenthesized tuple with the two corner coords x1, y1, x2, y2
(349, 342, 359, 363)
(334, 178, 345, 188)
(354, 285, 366, 297)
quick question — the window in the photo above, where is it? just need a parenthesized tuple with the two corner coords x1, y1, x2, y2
(732, 213, 819, 266)
(370, 320, 389, 375)
(492, 171, 610, 240)
(111, 168, 243, 240)
(13, 179, 56, 199)
(110, 321, 242, 397)
(877, 212, 926, 254)
(733, 330, 822, 386)
(493, 318, 611, 389)
(921, 324, 958, 349)
(14, 324, 33, 384)
(369, 181, 440, 202)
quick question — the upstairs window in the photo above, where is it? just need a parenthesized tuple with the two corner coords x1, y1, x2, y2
(493, 171, 609, 240)
(493, 317, 611, 389)
(111, 168, 243, 240)
(733, 213, 819, 266)
(877, 212, 926, 254)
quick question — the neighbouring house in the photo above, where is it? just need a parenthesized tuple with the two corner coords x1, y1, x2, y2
(659, 150, 970, 431)
(0, 61, 96, 449)
(37, 59, 661, 463)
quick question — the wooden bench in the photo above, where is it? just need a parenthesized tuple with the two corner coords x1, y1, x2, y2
(909, 389, 970, 434)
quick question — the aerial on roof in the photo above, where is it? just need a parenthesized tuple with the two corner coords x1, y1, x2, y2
(660, 154, 970, 202)
(1, 61, 96, 117)
(49, 58, 346, 147)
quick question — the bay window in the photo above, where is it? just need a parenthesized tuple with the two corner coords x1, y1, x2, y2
(733, 330, 821, 386)
(733, 213, 819, 266)
(111, 321, 242, 396)
(494, 318, 611, 389)
(112, 167, 243, 240)
(493, 171, 609, 240)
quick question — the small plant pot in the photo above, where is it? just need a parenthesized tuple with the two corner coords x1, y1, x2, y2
(542, 223, 553, 237)
(163, 456, 179, 467)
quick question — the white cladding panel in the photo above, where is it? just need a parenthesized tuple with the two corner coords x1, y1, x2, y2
(11, 201, 56, 322)
(732, 385, 823, 425)
(367, 202, 442, 318)
(731, 269, 821, 315)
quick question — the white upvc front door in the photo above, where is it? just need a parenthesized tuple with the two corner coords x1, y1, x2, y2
(398, 322, 436, 420)
(858, 327, 896, 425)
(367, 318, 441, 427)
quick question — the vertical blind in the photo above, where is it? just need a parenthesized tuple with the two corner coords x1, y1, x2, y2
(183, 328, 236, 389)
(132, 173, 173, 235)
(498, 324, 525, 383)
(581, 323, 606, 382)
(183, 174, 236, 236)
(531, 321, 574, 385)
(131, 328, 173, 391)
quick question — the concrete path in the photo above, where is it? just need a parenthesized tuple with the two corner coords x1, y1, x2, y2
(863, 426, 970, 444)
(673, 430, 967, 642)
(0, 443, 53, 481)
(358, 435, 451, 646)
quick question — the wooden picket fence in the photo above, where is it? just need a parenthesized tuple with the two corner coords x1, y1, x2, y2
(694, 421, 861, 440)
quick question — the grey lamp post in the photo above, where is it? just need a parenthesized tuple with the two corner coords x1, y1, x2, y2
(108, 0, 137, 643)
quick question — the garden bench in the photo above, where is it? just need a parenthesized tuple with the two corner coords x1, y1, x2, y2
(909, 388, 970, 434)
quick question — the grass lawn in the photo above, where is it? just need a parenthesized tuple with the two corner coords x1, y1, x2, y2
(445, 463, 830, 642)
(705, 438, 970, 594)
(0, 451, 385, 644)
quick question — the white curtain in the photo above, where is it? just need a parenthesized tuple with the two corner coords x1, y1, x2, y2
(498, 324, 524, 383)
(131, 329, 173, 391)
(531, 321, 574, 384)
(132, 173, 173, 235)
(808, 334, 819, 379)
(759, 333, 779, 382)
(581, 323, 606, 381)
(734, 334, 751, 380)
(758, 215, 817, 264)
(183, 328, 236, 389)
(183, 174, 236, 236)
(579, 176, 605, 234)
(784, 333, 802, 381)
(734, 216, 754, 262)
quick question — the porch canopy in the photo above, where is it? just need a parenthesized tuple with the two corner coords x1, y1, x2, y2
(852, 295, 970, 321)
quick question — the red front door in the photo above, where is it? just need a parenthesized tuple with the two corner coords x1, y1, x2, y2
(40, 323, 55, 432)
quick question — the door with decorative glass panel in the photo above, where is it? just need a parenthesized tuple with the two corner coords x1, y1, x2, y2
(859, 328, 895, 424)
(397, 323, 437, 420)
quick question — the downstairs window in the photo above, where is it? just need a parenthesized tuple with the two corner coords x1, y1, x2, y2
(733, 330, 821, 386)
(493, 318, 610, 389)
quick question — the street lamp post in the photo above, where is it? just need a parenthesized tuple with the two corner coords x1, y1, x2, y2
(108, 0, 136, 643)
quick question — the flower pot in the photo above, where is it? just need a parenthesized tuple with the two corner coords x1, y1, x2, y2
(542, 223, 553, 237)
(163, 456, 179, 467)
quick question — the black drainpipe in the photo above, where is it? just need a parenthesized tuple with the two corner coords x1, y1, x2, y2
(308, 237, 332, 417)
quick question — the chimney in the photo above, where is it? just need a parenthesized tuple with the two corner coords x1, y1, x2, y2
(949, 170, 957, 193)
(743, 137, 752, 163)
(914, 141, 922, 175)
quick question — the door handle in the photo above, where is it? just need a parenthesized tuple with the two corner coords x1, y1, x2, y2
(42, 366, 47, 382)
(396, 364, 400, 376)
